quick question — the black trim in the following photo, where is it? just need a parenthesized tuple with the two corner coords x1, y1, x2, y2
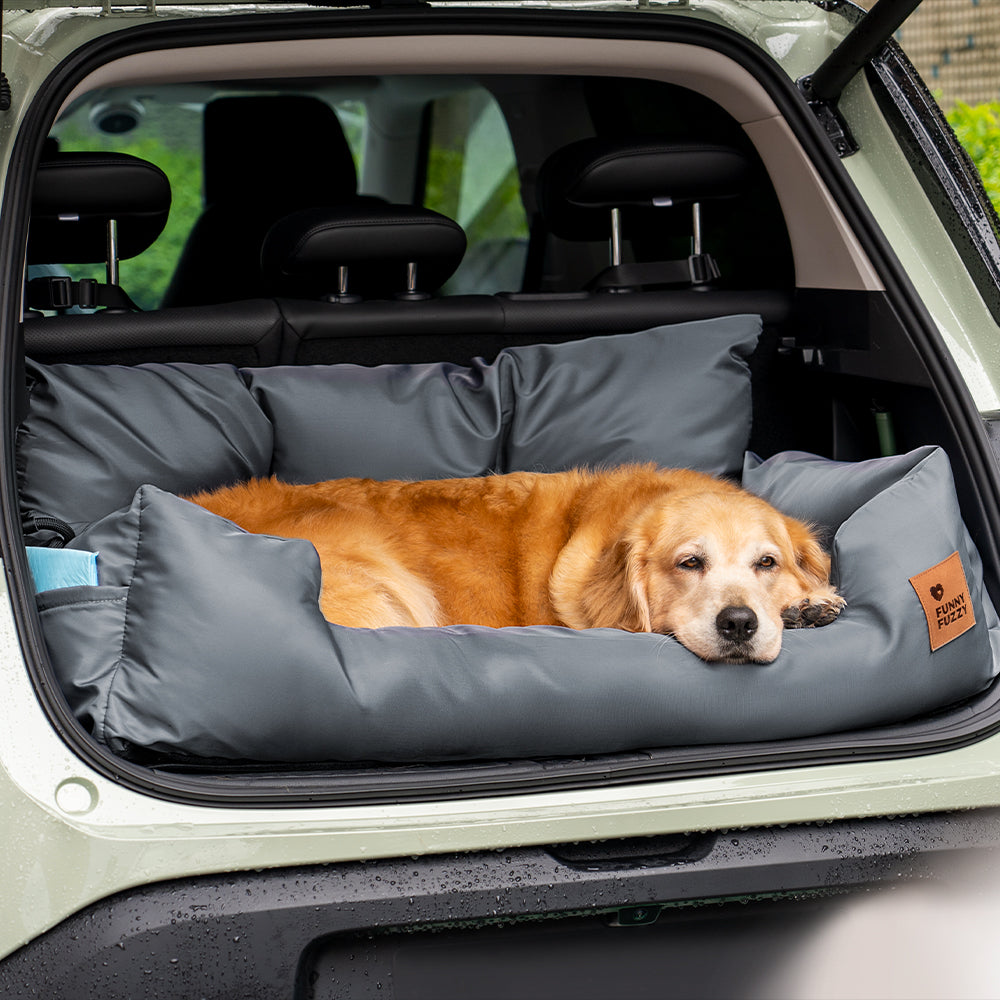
(3, 6, 1000, 808)
(805, 0, 921, 106)
(867, 43, 1000, 326)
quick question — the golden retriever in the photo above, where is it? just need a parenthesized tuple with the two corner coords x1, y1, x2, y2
(186, 464, 843, 663)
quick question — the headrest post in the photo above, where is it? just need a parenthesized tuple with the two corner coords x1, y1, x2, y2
(106, 218, 119, 287)
(691, 202, 703, 257)
(397, 260, 430, 301)
(323, 264, 361, 304)
(609, 206, 623, 267)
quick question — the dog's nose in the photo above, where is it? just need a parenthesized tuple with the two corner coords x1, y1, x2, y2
(716, 605, 758, 643)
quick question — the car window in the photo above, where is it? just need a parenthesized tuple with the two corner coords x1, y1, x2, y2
(422, 87, 529, 294)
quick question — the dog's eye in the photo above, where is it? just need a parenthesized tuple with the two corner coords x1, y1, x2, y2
(757, 555, 778, 570)
(677, 556, 704, 571)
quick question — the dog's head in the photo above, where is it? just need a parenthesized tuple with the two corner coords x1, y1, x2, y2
(559, 486, 834, 663)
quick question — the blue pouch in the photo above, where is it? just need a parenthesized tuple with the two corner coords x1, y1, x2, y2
(27, 547, 98, 593)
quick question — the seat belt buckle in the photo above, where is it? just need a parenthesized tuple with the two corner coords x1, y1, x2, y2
(47, 275, 73, 310)
(76, 278, 98, 309)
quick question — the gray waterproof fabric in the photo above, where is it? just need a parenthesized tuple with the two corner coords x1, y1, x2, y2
(246, 314, 759, 482)
(20, 316, 757, 528)
(38, 446, 999, 761)
(22, 314, 1000, 760)
(18, 361, 273, 531)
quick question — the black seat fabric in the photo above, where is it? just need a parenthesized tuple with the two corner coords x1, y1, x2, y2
(276, 287, 791, 366)
(23, 299, 285, 367)
(162, 96, 362, 308)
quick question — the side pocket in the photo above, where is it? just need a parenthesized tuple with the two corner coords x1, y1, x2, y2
(37, 585, 128, 739)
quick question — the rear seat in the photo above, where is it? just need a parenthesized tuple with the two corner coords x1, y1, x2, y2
(23, 151, 285, 367)
(268, 139, 788, 365)
(22, 139, 793, 372)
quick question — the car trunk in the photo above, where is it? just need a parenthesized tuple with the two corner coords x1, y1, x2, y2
(4, 1, 1000, 809)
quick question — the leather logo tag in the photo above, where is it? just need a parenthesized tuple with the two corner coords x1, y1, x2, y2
(909, 551, 975, 652)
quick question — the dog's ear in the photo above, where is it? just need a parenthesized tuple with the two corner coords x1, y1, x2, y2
(786, 516, 831, 587)
(579, 535, 653, 632)
(550, 522, 653, 632)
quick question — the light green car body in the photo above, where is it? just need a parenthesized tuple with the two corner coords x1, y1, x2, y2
(2, 0, 1000, 962)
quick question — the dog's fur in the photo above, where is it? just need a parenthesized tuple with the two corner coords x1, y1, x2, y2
(186, 464, 843, 663)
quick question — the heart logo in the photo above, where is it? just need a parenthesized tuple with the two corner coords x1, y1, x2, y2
(930, 584, 945, 601)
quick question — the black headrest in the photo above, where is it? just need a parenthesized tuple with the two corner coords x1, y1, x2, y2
(262, 204, 467, 299)
(28, 151, 171, 264)
(204, 96, 358, 207)
(537, 138, 751, 241)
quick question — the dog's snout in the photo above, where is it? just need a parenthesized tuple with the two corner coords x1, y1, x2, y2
(716, 605, 758, 643)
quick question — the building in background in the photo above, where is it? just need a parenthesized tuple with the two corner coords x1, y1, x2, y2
(898, 0, 1000, 108)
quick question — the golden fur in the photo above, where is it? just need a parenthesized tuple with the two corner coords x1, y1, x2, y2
(186, 464, 843, 663)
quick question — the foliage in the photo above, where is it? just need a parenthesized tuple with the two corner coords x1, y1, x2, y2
(946, 101, 1000, 215)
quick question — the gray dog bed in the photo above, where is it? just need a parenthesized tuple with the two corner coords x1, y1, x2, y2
(19, 315, 1000, 760)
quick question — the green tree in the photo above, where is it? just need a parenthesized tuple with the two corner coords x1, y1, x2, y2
(947, 101, 1000, 215)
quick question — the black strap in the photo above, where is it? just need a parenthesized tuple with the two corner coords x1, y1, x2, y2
(589, 253, 721, 291)
(27, 275, 139, 312)
(22, 510, 76, 548)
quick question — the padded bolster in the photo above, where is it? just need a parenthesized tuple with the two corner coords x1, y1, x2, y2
(246, 314, 760, 483)
(42, 446, 1000, 761)
(18, 361, 273, 530)
(28, 152, 172, 263)
(537, 138, 751, 241)
(19, 315, 759, 529)
(261, 204, 467, 295)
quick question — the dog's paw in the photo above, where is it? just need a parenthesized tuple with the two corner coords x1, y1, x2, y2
(781, 594, 846, 629)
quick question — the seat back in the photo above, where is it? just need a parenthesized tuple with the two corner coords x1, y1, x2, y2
(161, 95, 362, 307)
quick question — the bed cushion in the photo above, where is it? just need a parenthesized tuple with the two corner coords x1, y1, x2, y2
(38, 445, 999, 761)
(18, 360, 273, 531)
(20, 316, 759, 530)
(244, 313, 760, 482)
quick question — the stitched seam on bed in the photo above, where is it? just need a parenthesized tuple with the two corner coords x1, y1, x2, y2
(495, 350, 516, 473)
(98, 490, 145, 746)
(38, 595, 127, 614)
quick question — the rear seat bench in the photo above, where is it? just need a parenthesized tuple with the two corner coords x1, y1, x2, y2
(23, 137, 790, 370)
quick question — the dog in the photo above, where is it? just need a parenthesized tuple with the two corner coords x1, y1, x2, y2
(185, 464, 843, 663)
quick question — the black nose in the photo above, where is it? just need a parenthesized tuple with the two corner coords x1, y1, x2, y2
(716, 605, 758, 643)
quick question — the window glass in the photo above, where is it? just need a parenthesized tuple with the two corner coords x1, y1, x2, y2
(424, 89, 529, 293)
